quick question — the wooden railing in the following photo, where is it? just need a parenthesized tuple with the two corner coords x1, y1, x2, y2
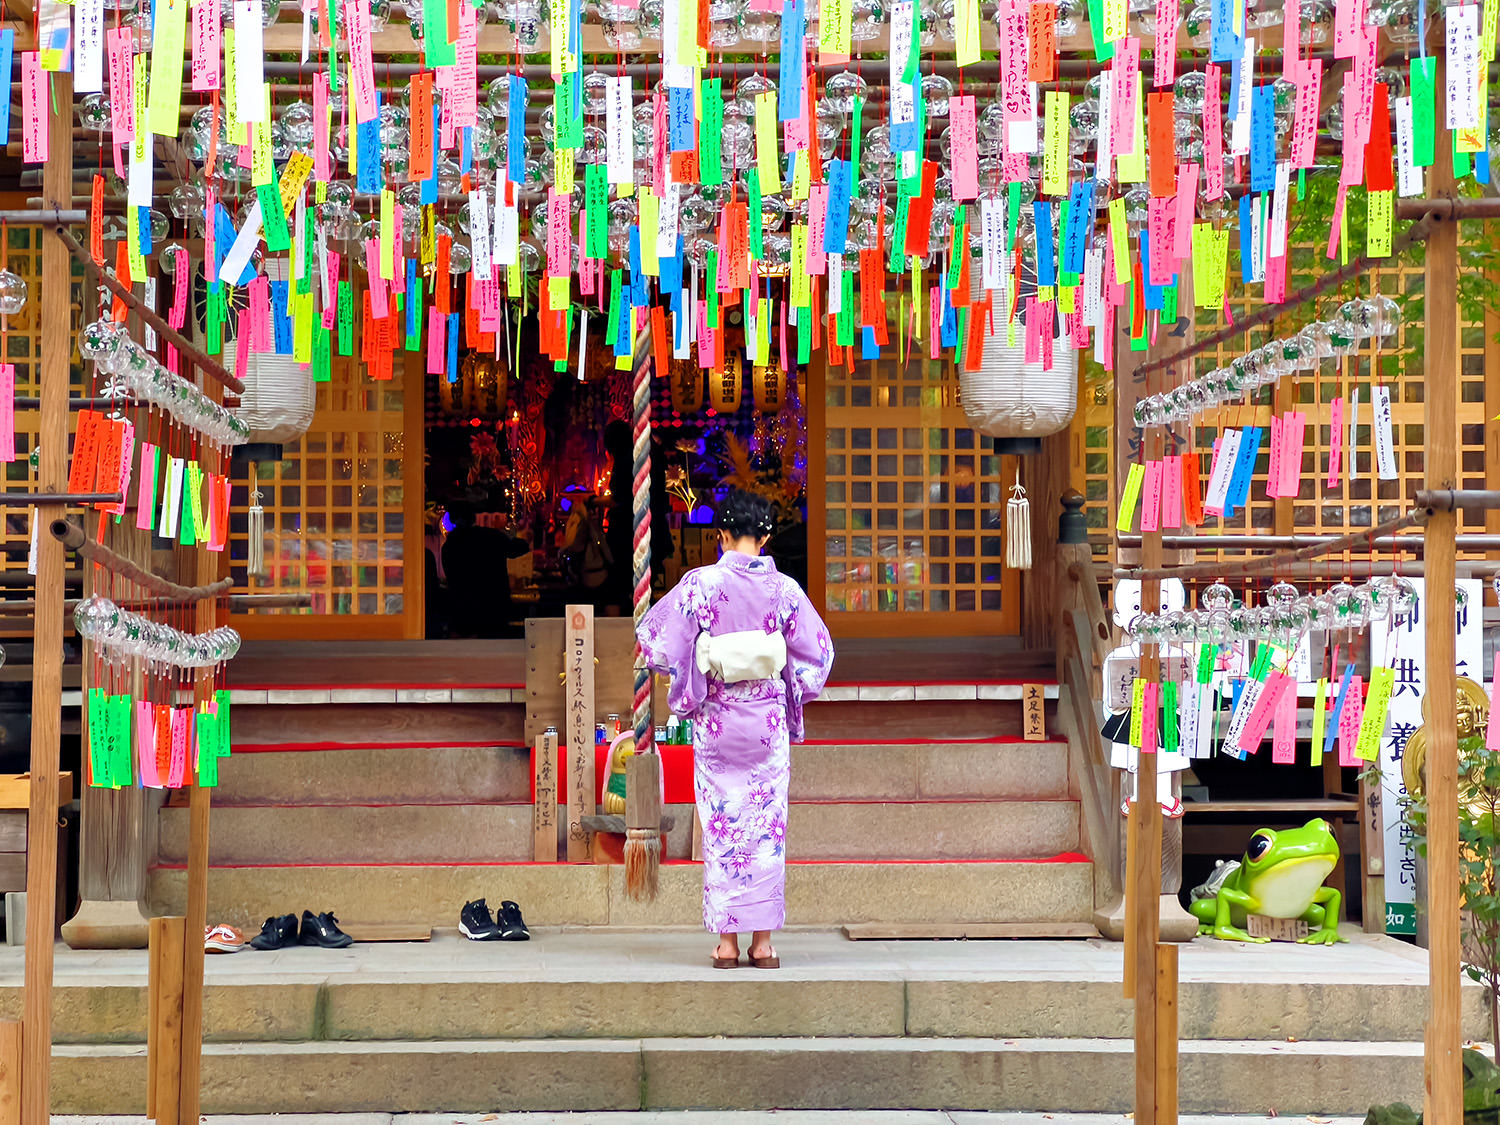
(1053, 490, 1122, 918)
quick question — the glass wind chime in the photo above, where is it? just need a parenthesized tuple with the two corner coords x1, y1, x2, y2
(13, 0, 1474, 398)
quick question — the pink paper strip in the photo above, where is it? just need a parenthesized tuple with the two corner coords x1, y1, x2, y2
(1111, 38, 1141, 158)
(0, 365, 14, 464)
(1154, 0, 1178, 88)
(107, 28, 134, 145)
(136, 442, 157, 530)
(168, 707, 188, 789)
(21, 53, 47, 165)
(137, 701, 161, 788)
(426, 306, 447, 374)
(1265, 415, 1283, 498)
(1240, 670, 1292, 754)
(1161, 452, 1182, 528)
(1488, 652, 1500, 752)
(1326, 396, 1345, 486)
(314, 70, 331, 182)
(951, 95, 979, 201)
(1339, 675, 1364, 767)
(1271, 677, 1297, 763)
(365, 239, 388, 318)
(344, 0, 377, 124)
(1140, 458, 1162, 532)
(1204, 63, 1224, 200)
(1141, 681, 1160, 755)
(1280, 411, 1305, 497)
(1147, 197, 1175, 285)
(191, 0, 221, 92)
(1173, 164, 1198, 259)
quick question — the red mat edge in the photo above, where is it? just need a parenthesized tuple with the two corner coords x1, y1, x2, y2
(153, 852, 1092, 871)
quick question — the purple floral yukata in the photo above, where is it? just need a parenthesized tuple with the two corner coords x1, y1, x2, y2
(638, 551, 835, 934)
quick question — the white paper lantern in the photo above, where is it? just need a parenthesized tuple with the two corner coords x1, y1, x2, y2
(958, 271, 1078, 439)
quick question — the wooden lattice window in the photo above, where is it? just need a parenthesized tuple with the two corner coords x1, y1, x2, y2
(229, 352, 423, 639)
(809, 338, 1022, 638)
(1078, 236, 1494, 569)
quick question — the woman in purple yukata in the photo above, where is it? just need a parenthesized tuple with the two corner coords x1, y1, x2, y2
(638, 490, 835, 969)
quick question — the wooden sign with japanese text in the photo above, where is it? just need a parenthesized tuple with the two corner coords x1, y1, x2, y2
(1023, 683, 1047, 741)
(564, 604, 595, 863)
(1246, 914, 1310, 942)
(533, 727, 558, 862)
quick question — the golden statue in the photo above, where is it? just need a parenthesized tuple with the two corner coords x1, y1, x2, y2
(1401, 676, 1491, 805)
(602, 731, 635, 815)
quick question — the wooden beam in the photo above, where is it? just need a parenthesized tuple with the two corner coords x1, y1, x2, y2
(1422, 50, 1463, 1125)
(1154, 942, 1179, 1123)
(19, 66, 71, 1125)
(148, 917, 185, 1125)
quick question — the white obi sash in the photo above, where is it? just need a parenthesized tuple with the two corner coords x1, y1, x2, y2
(695, 629, 788, 684)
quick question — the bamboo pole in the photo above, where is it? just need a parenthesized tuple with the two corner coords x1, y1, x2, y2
(177, 390, 226, 1125)
(18, 67, 72, 1125)
(1423, 51, 1462, 1125)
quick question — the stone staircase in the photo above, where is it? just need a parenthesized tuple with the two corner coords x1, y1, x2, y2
(149, 679, 1096, 930)
(28, 930, 1484, 1115)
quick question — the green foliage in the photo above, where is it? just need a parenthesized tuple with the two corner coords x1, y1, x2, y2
(1407, 734, 1500, 1066)
(1365, 1049, 1500, 1123)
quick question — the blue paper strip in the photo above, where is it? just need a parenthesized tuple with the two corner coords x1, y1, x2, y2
(1034, 201, 1055, 287)
(447, 311, 460, 376)
(271, 279, 292, 353)
(507, 78, 529, 184)
(1212, 0, 1243, 62)
(1229, 425, 1262, 509)
(778, 0, 805, 123)
(0, 29, 16, 142)
(356, 90, 382, 195)
(825, 159, 852, 254)
(1250, 85, 1276, 193)
(1323, 663, 1357, 760)
(1239, 192, 1254, 284)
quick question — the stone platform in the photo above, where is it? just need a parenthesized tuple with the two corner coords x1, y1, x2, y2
(7, 930, 1486, 1117)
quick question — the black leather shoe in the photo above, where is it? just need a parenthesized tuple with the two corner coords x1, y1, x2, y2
(247, 914, 298, 951)
(298, 910, 353, 948)
(497, 900, 529, 941)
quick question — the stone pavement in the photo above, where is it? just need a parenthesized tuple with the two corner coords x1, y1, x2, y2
(53, 1115, 1368, 1124)
(1, 925, 1438, 987)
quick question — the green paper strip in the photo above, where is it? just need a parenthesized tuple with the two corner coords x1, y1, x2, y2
(1161, 680, 1178, 754)
(700, 77, 723, 187)
(337, 280, 354, 356)
(748, 176, 764, 260)
(1411, 56, 1436, 167)
(850, 97, 864, 177)
(258, 182, 291, 253)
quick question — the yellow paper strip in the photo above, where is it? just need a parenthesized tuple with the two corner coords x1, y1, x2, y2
(789, 224, 809, 308)
(754, 92, 782, 195)
(1116, 460, 1146, 533)
(147, 0, 189, 136)
(379, 188, 396, 280)
(1109, 197, 1130, 283)
(639, 188, 660, 276)
(1042, 91, 1070, 197)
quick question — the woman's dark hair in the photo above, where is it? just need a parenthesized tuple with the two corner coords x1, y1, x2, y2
(715, 489, 778, 539)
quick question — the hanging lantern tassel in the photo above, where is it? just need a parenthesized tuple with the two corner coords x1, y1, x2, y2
(247, 465, 267, 578)
(1006, 470, 1032, 571)
(623, 326, 660, 902)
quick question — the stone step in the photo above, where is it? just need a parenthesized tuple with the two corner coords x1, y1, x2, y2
(208, 741, 1070, 807)
(51, 1036, 1425, 1116)
(13, 945, 1473, 1047)
(148, 857, 1095, 930)
(158, 797, 1080, 865)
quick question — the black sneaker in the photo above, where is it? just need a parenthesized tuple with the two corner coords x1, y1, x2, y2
(460, 899, 501, 941)
(497, 900, 529, 941)
(247, 914, 298, 951)
(298, 910, 353, 949)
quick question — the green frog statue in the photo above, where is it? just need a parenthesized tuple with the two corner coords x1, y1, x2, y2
(1188, 819, 1346, 944)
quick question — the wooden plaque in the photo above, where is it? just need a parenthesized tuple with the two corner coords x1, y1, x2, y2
(532, 728, 559, 862)
(1245, 914, 1310, 942)
(1022, 683, 1047, 741)
(564, 605, 596, 863)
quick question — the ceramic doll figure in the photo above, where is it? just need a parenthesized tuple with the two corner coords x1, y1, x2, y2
(1103, 578, 1191, 817)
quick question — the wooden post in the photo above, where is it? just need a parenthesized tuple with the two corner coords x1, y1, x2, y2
(564, 605, 596, 862)
(533, 729, 559, 861)
(1423, 49, 1462, 1124)
(1154, 942, 1179, 1123)
(177, 348, 228, 1125)
(0, 1021, 21, 1125)
(21, 67, 74, 1125)
(148, 916, 186, 1125)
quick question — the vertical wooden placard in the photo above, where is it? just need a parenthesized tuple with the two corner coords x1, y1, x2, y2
(1022, 683, 1047, 741)
(564, 604, 596, 863)
(532, 728, 558, 862)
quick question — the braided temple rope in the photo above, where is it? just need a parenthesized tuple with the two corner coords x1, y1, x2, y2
(630, 355, 654, 761)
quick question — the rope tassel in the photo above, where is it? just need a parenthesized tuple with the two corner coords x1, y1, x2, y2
(247, 465, 266, 578)
(1006, 470, 1032, 571)
(623, 342, 660, 903)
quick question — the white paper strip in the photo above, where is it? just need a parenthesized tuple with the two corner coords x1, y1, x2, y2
(1372, 383, 1398, 481)
(233, 0, 265, 122)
